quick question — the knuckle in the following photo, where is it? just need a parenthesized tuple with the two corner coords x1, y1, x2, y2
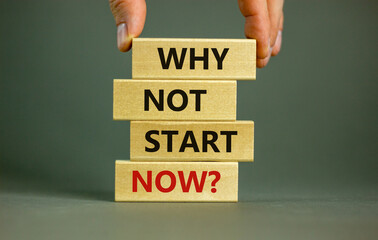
(109, 0, 127, 16)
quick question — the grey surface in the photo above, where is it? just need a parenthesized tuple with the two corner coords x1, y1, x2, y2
(0, 0, 377, 239)
(1, 186, 378, 240)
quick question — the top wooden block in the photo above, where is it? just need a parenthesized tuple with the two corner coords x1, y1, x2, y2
(132, 38, 256, 80)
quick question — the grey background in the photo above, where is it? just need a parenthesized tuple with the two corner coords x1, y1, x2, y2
(0, 0, 377, 239)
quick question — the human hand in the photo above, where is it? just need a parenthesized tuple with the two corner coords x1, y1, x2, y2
(109, 0, 284, 68)
(109, 0, 146, 52)
(238, 0, 284, 68)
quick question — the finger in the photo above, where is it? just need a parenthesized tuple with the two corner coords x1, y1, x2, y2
(267, 0, 284, 47)
(257, 47, 272, 68)
(109, 0, 146, 52)
(271, 14, 283, 56)
(271, 30, 281, 56)
(238, 0, 271, 60)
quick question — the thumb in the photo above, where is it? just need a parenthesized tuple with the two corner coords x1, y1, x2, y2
(109, 0, 146, 52)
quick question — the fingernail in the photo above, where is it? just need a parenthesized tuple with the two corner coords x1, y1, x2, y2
(117, 23, 132, 52)
(271, 31, 282, 56)
(268, 41, 273, 58)
(276, 31, 282, 45)
(266, 38, 271, 55)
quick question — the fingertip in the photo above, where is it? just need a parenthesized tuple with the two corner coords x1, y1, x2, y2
(257, 58, 267, 68)
(110, 0, 146, 52)
(256, 47, 272, 68)
(271, 30, 282, 56)
(118, 37, 132, 52)
(117, 23, 133, 52)
(259, 38, 270, 60)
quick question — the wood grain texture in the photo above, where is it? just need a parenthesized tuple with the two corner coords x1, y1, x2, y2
(115, 160, 238, 202)
(130, 121, 254, 162)
(113, 79, 236, 121)
(132, 38, 256, 80)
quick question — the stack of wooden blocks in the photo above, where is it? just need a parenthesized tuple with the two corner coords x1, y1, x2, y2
(114, 38, 256, 202)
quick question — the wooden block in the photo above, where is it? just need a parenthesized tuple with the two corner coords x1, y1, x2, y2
(113, 79, 236, 121)
(132, 38, 256, 80)
(115, 160, 238, 202)
(130, 121, 254, 162)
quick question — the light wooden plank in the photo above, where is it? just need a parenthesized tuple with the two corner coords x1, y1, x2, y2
(132, 38, 256, 80)
(115, 160, 238, 202)
(113, 79, 236, 121)
(130, 121, 254, 162)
